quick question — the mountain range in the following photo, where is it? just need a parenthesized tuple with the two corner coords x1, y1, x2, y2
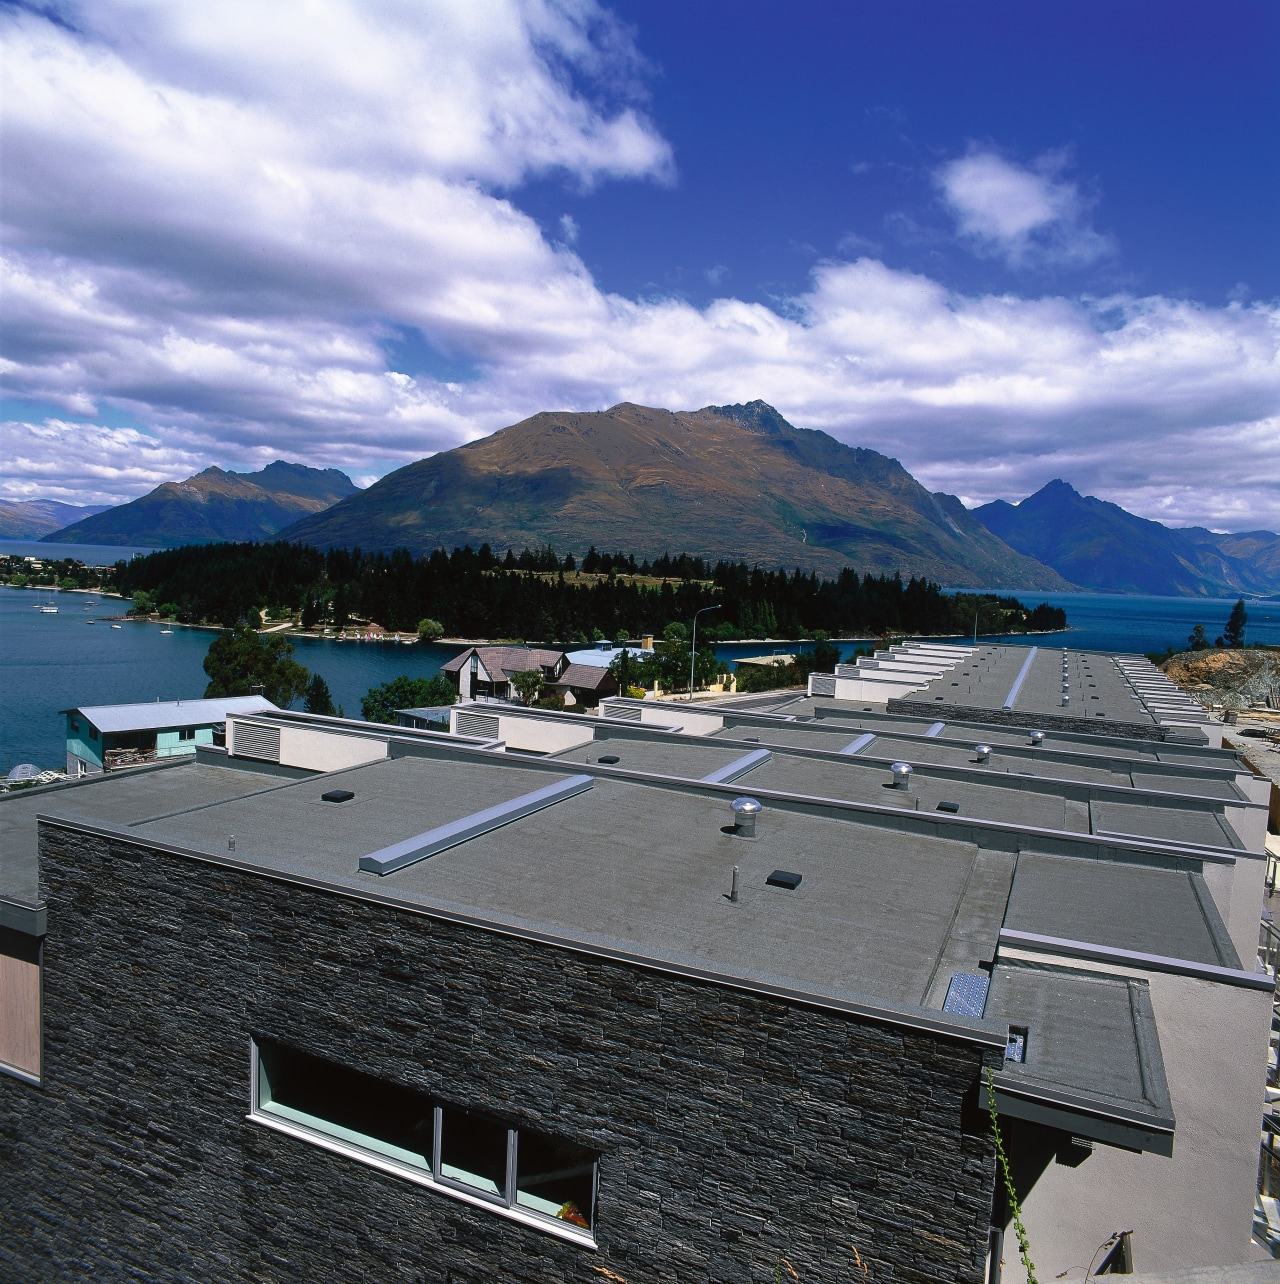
(45, 462, 358, 548)
(279, 400, 1069, 589)
(974, 480, 1280, 597)
(0, 498, 110, 540)
(31, 408, 1280, 597)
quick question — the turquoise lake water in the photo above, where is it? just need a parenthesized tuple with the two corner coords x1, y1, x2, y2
(3, 584, 1279, 773)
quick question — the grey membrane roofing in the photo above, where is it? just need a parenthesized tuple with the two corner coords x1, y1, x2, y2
(889, 645, 1211, 734)
(983, 959, 1175, 1152)
(705, 695, 1234, 771)
(546, 720, 1259, 851)
(21, 748, 1267, 1145)
(699, 720, 1249, 799)
(0, 760, 288, 917)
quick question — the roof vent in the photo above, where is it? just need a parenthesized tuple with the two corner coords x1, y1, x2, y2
(729, 796, 762, 837)
(1061, 694, 1070, 706)
(890, 762, 913, 791)
(1005, 1026, 1028, 1063)
(597, 754, 620, 765)
(1029, 730, 1045, 746)
(936, 800, 960, 814)
(322, 789, 355, 803)
(973, 743, 992, 764)
(766, 869, 802, 890)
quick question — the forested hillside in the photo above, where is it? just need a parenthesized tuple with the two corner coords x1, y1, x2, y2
(114, 541, 1066, 642)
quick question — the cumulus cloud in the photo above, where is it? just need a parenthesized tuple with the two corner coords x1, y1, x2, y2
(0, 418, 210, 506)
(936, 149, 1114, 269)
(1, 1, 1278, 535)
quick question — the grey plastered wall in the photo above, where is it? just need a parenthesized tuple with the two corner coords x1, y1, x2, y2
(996, 961, 1272, 1283)
(0, 826, 998, 1284)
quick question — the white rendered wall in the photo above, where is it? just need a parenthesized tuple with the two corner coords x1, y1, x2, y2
(494, 714, 593, 755)
(277, 725, 388, 772)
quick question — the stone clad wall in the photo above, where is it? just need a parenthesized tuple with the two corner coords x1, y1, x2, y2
(0, 825, 997, 1283)
(888, 699, 1168, 742)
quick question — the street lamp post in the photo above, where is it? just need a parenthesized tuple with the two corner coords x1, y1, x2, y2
(689, 604, 721, 701)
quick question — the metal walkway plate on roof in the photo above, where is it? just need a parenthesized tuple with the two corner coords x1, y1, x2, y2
(942, 971, 990, 1019)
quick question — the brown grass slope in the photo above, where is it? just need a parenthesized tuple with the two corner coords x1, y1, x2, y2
(281, 400, 1071, 587)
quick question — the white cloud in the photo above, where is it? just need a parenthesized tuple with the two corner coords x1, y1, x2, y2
(936, 149, 1114, 269)
(1, 2, 1278, 537)
(559, 214, 581, 244)
(0, 418, 211, 506)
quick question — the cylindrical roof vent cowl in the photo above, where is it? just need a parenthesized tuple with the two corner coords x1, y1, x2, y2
(974, 743, 992, 763)
(730, 796, 762, 837)
(1030, 730, 1045, 746)
(891, 762, 913, 791)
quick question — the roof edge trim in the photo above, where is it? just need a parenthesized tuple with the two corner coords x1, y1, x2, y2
(999, 928, 1272, 990)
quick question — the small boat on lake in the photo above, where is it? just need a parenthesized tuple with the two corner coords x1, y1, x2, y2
(160, 628, 173, 634)
(110, 623, 122, 629)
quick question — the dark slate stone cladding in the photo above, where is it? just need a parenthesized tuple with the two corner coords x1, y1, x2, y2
(888, 699, 1168, 743)
(0, 826, 998, 1283)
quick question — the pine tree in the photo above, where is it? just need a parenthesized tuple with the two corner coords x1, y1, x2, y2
(1223, 599, 1247, 649)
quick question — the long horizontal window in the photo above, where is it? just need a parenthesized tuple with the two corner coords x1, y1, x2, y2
(251, 1038, 597, 1241)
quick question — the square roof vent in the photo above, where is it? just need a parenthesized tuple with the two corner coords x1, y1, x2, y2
(321, 789, 355, 803)
(766, 870, 802, 890)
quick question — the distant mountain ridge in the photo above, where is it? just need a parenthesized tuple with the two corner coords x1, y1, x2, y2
(45, 461, 358, 548)
(0, 498, 110, 539)
(974, 479, 1280, 596)
(280, 400, 1070, 588)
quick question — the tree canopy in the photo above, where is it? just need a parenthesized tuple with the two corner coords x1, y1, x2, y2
(202, 624, 310, 707)
(360, 673, 456, 724)
(119, 540, 1067, 644)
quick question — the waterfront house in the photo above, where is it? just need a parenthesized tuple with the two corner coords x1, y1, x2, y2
(61, 695, 275, 775)
(440, 646, 568, 701)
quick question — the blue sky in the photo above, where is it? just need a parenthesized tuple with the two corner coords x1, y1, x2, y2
(527, 1, 1278, 309)
(2, 0, 1278, 532)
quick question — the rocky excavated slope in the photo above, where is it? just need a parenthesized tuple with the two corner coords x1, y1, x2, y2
(1161, 648, 1280, 711)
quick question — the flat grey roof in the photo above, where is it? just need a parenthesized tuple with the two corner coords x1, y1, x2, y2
(984, 958, 1175, 1148)
(23, 745, 1258, 1145)
(901, 646, 1160, 724)
(0, 760, 287, 919)
(717, 694, 1233, 767)
(705, 720, 1246, 797)
(1004, 851, 1237, 967)
(552, 720, 1255, 851)
(32, 752, 1241, 990)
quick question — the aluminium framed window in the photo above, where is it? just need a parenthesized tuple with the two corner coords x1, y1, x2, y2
(249, 1037, 597, 1243)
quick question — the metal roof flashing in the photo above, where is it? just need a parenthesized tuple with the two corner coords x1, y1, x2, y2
(358, 774, 594, 875)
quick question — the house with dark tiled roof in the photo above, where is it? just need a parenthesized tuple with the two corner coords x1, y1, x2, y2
(439, 646, 568, 701)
